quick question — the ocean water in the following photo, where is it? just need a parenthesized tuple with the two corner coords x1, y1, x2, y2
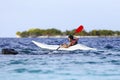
(0, 37, 120, 80)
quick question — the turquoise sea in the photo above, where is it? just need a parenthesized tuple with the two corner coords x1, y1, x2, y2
(0, 37, 120, 80)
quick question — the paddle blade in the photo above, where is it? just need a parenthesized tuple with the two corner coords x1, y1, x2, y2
(75, 25, 84, 33)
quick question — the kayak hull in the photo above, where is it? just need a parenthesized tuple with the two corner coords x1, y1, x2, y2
(32, 41, 96, 51)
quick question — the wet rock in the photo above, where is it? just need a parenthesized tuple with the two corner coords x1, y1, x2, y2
(2, 48, 18, 55)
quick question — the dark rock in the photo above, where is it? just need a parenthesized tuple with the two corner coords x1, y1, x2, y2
(2, 48, 18, 55)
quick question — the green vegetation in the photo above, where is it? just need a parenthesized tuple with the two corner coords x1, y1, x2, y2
(16, 28, 120, 37)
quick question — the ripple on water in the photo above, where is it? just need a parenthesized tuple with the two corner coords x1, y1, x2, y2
(13, 68, 54, 74)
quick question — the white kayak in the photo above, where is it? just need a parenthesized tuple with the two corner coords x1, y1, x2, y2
(32, 41, 96, 51)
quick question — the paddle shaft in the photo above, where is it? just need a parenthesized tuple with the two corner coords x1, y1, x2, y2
(56, 46, 60, 50)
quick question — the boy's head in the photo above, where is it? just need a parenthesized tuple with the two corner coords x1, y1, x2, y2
(68, 35, 73, 40)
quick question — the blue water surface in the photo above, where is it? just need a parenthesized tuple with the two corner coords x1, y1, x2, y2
(0, 37, 120, 80)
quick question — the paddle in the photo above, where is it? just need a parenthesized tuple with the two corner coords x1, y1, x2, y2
(56, 25, 84, 50)
(73, 25, 84, 35)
